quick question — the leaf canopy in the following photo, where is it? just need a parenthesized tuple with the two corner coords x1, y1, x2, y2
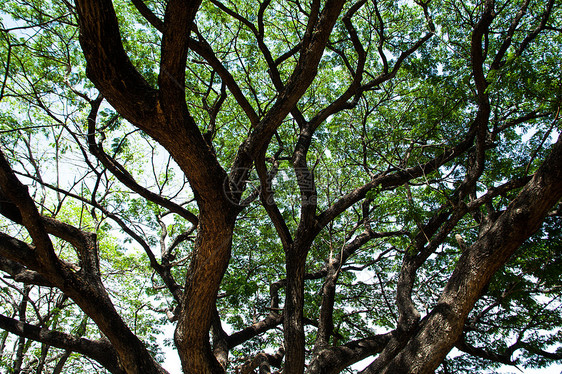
(0, 0, 561, 373)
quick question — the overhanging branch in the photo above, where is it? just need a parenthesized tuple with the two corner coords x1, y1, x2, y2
(0, 313, 125, 374)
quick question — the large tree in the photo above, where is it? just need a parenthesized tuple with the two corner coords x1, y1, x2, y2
(0, 0, 561, 373)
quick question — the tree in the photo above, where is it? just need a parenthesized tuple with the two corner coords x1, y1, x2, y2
(0, 0, 561, 372)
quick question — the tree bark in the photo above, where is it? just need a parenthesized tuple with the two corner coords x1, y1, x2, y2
(174, 215, 235, 373)
(368, 134, 562, 374)
(284, 245, 308, 374)
(307, 334, 392, 374)
(0, 313, 124, 374)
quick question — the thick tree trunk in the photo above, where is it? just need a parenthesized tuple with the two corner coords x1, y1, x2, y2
(175, 214, 235, 373)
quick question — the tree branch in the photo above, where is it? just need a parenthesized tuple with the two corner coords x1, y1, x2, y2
(86, 97, 199, 225)
(455, 336, 514, 366)
(189, 31, 259, 126)
(227, 313, 284, 349)
(0, 254, 52, 287)
(0, 313, 125, 374)
(75, 0, 158, 123)
(307, 333, 392, 374)
(374, 133, 562, 373)
(130, 0, 164, 31)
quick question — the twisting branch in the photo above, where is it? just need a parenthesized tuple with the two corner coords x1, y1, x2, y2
(255, 155, 294, 249)
(231, 0, 348, 174)
(369, 132, 562, 373)
(207, 0, 308, 126)
(226, 313, 284, 349)
(291, 0, 371, 229)
(0, 148, 168, 374)
(455, 336, 515, 366)
(0, 149, 63, 273)
(41, 217, 100, 278)
(314, 229, 406, 352)
(21, 171, 185, 304)
(489, 0, 531, 70)
(514, 0, 556, 58)
(190, 29, 259, 126)
(75, 0, 158, 124)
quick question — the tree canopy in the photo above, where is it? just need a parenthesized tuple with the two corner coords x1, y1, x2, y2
(0, 0, 561, 373)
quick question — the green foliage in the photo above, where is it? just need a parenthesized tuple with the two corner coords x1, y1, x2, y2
(0, 0, 561, 372)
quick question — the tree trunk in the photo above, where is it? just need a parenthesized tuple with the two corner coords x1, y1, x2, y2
(175, 214, 235, 373)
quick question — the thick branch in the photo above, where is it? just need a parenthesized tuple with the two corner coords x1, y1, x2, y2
(307, 334, 392, 374)
(376, 133, 562, 374)
(455, 336, 514, 366)
(470, 0, 494, 103)
(0, 232, 41, 271)
(75, 0, 158, 123)
(227, 313, 284, 349)
(0, 255, 52, 287)
(159, 0, 200, 98)
(41, 217, 100, 279)
(0, 149, 62, 271)
(0, 313, 124, 374)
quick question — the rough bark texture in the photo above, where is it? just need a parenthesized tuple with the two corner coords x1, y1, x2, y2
(372, 134, 562, 374)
